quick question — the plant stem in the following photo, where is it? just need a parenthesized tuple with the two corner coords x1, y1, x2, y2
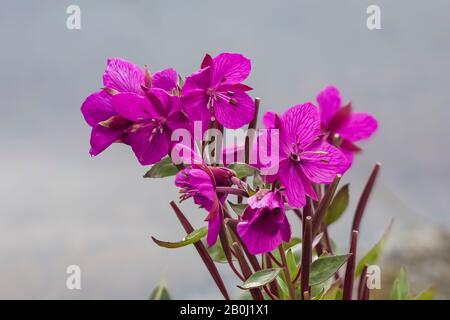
(265, 255, 279, 297)
(267, 252, 283, 267)
(357, 264, 368, 300)
(300, 216, 313, 299)
(225, 218, 261, 272)
(245, 97, 260, 164)
(219, 224, 245, 281)
(351, 163, 381, 232)
(312, 175, 341, 236)
(238, 97, 260, 204)
(343, 230, 359, 300)
(232, 242, 264, 300)
(278, 244, 296, 300)
(169, 201, 230, 300)
(216, 187, 248, 197)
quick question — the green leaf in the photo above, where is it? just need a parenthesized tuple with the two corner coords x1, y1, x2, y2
(151, 227, 207, 249)
(312, 276, 333, 299)
(276, 277, 289, 300)
(227, 163, 258, 179)
(239, 268, 282, 290)
(144, 157, 180, 178)
(238, 291, 253, 300)
(227, 201, 247, 216)
(309, 254, 350, 286)
(204, 237, 236, 264)
(335, 288, 343, 300)
(390, 268, 410, 300)
(149, 282, 171, 300)
(413, 287, 435, 300)
(282, 237, 302, 251)
(325, 184, 349, 225)
(177, 74, 184, 88)
(204, 239, 227, 263)
(252, 172, 264, 189)
(320, 281, 341, 300)
(286, 249, 297, 278)
(356, 221, 393, 276)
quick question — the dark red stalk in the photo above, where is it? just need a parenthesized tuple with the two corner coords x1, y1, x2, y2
(357, 264, 368, 300)
(312, 175, 341, 236)
(169, 201, 230, 300)
(265, 255, 279, 297)
(322, 225, 334, 255)
(300, 216, 313, 299)
(232, 242, 264, 300)
(267, 252, 283, 267)
(361, 283, 370, 300)
(238, 97, 260, 204)
(226, 218, 261, 272)
(219, 225, 245, 281)
(216, 187, 248, 197)
(351, 163, 381, 232)
(245, 97, 260, 164)
(343, 230, 359, 300)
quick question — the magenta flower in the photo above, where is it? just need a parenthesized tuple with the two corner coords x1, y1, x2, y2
(81, 58, 180, 157)
(112, 88, 188, 165)
(237, 190, 290, 254)
(262, 103, 351, 208)
(175, 164, 235, 246)
(317, 86, 378, 161)
(182, 53, 255, 130)
(81, 58, 145, 156)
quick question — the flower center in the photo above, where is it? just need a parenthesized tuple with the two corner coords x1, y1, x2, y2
(206, 88, 237, 109)
(290, 147, 330, 164)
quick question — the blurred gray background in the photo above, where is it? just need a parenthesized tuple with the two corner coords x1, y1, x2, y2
(0, 0, 449, 299)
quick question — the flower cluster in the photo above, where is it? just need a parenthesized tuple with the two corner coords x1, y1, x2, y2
(82, 53, 387, 300)
(81, 52, 378, 254)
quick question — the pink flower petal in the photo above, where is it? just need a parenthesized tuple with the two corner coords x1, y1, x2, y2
(81, 91, 114, 127)
(280, 216, 291, 242)
(182, 66, 211, 93)
(201, 54, 213, 69)
(130, 127, 169, 165)
(301, 142, 351, 184)
(152, 68, 178, 92)
(300, 169, 318, 201)
(214, 89, 255, 129)
(280, 103, 321, 150)
(112, 92, 157, 121)
(262, 111, 281, 129)
(102, 58, 145, 94)
(336, 112, 378, 142)
(207, 203, 222, 246)
(237, 206, 288, 254)
(317, 85, 341, 127)
(211, 53, 251, 86)
(278, 159, 306, 208)
(89, 125, 123, 156)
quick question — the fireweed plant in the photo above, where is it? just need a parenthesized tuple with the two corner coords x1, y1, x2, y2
(81, 53, 432, 300)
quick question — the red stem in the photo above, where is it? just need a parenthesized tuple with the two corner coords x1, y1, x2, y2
(232, 242, 264, 300)
(351, 163, 381, 232)
(300, 216, 313, 299)
(312, 175, 341, 236)
(357, 264, 368, 300)
(343, 230, 359, 300)
(216, 187, 248, 197)
(169, 201, 230, 300)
